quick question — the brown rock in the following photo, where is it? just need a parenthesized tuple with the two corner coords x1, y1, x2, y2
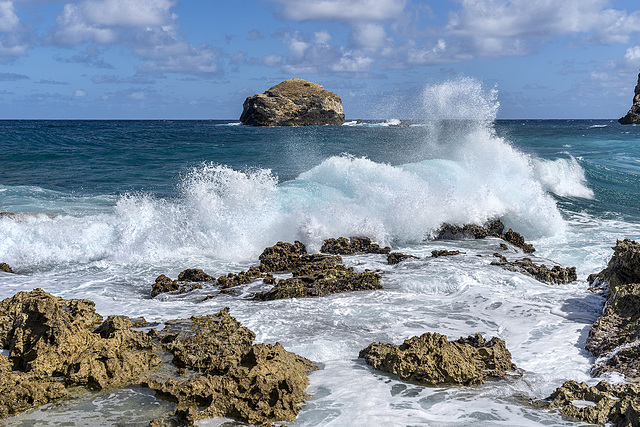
(431, 250, 462, 258)
(240, 78, 345, 127)
(259, 241, 307, 272)
(387, 252, 419, 265)
(544, 380, 640, 426)
(437, 219, 504, 240)
(144, 309, 316, 425)
(0, 354, 67, 418)
(321, 236, 390, 255)
(359, 332, 516, 386)
(0, 263, 13, 273)
(502, 229, 536, 253)
(176, 268, 215, 282)
(253, 266, 381, 301)
(490, 257, 577, 284)
(151, 274, 203, 298)
(585, 240, 640, 379)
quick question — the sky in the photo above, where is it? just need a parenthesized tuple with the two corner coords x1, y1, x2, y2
(1, 0, 640, 119)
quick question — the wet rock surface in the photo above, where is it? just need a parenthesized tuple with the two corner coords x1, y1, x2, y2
(0, 290, 316, 426)
(320, 236, 390, 255)
(0, 263, 13, 273)
(431, 250, 462, 258)
(491, 256, 577, 284)
(544, 380, 640, 426)
(144, 308, 317, 425)
(436, 220, 536, 253)
(359, 332, 516, 386)
(387, 252, 419, 265)
(585, 239, 640, 379)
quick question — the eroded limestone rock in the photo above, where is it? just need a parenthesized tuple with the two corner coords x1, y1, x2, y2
(240, 78, 345, 127)
(144, 309, 317, 425)
(359, 332, 516, 386)
(491, 256, 577, 284)
(320, 236, 390, 255)
(544, 380, 640, 426)
(0, 263, 13, 273)
(387, 252, 419, 265)
(585, 239, 640, 379)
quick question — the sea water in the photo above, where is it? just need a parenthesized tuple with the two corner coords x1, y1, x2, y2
(1, 78, 639, 426)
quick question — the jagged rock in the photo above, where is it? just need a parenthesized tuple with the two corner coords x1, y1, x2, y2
(585, 239, 640, 379)
(240, 78, 345, 126)
(151, 274, 203, 298)
(502, 229, 536, 253)
(436, 220, 536, 253)
(253, 266, 381, 301)
(177, 268, 215, 282)
(619, 72, 640, 124)
(259, 241, 308, 272)
(0, 289, 163, 419)
(431, 250, 462, 258)
(0, 263, 13, 273)
(144, 309, 316, 425)
(437, 219, 504, 240)
(320, 236, 390, 255)
(359, 332, 516, 386)
(0, 354, 67, 418)
(491, 257, 577, 284)
(387, 252, 419, 265)
(544, 380, 640, 426)
(217, 266, 266, 288)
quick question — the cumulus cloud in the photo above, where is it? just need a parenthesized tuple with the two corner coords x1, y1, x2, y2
(49, 0, 221, 77)
(0, 1, 29, 62)
(271, 0, 406, 22)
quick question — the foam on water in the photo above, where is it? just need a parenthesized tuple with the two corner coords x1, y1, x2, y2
(0, 78, 596, 271)
(0, 78, 628, 426)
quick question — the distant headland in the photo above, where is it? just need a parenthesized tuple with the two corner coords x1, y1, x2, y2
(619, 72, 640, 124)
(239, 78, 345, 126)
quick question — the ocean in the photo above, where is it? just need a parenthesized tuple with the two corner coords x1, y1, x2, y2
(1, 79, 640, 426)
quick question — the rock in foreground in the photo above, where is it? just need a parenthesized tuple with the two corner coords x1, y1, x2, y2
(359, 332, 516, 386)
(146, 308, 316, 425)
(585, 239, 640, 379)
(240, 78, 345, 126)
(544, 380, 640, 426)
(619, 72, 640, 124)
(0, 290, 316, 426)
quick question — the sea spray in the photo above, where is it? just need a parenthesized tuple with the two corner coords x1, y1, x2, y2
(0, 79, 597, 269)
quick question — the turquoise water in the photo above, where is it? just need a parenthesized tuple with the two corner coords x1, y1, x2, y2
(1, 81, 640, 426)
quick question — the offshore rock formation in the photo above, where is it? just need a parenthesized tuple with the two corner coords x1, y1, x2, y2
(544, 380, 640, 426)
(619, 72, 640, 124)
(585, 239, 640, 378)
(0, 263, 13, 273)
(0, 290, 316, 425)
(145, 308, 316, 425)
(359, 332, 517, 386)
(240, 78, 345, 126)
(491, 255, 577, 284)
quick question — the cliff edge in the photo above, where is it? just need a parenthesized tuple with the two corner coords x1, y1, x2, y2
(240, 78, 345, 126)
(619, 72, 640, 124)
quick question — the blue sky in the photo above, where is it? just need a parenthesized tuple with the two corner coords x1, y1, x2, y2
(1, 0, 640, 119)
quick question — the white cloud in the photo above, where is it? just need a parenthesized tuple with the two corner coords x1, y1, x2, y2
(624, 46, 640, 63)
(262, 54, 282, 67)
(0, 1, 19, 33)
(271, 0, 406, 22)
(352, 22, 387, 48)
(447, 0, 640, 43)
(331, 54, 373, 72)
(74, 89, 87, 97)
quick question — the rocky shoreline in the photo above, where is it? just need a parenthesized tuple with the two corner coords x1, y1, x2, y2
(2, 221, 639, 426)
